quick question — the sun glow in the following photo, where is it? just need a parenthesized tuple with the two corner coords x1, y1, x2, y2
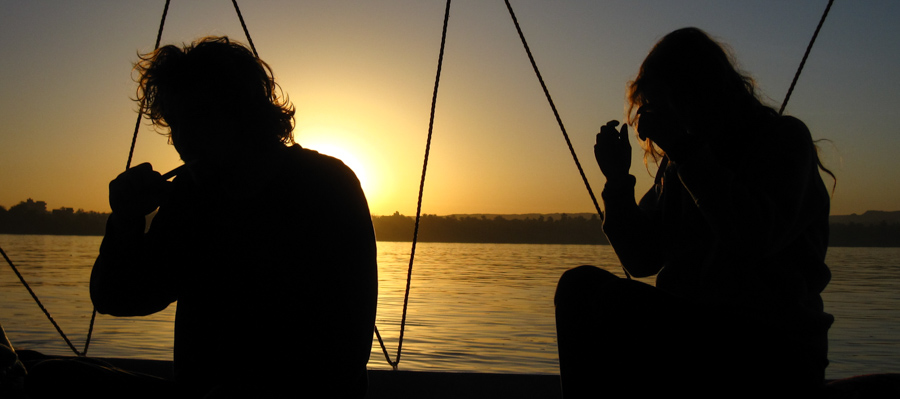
(296, 126, 387, 214)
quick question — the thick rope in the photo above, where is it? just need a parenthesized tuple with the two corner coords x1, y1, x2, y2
(374, 0, 452, 370)
(779, 0, 834, 115)
(1, 244, 81, 356)
(503, 0, 603, 221)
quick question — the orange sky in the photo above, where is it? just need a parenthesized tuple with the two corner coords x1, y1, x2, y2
(2, 1, 899, 216)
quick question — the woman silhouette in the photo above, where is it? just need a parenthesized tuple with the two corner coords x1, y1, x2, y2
(555, 27, 832, 398)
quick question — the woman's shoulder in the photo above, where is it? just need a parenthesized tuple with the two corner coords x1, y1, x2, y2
(766, 115, 813, 143)
(746, 114, 815, 156)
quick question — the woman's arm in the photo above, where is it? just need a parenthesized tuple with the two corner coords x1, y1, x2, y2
(594, 121, 667, 277)
(601, 175, 667, 278)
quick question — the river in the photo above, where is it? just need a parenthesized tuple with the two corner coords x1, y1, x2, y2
(1, 234, 898, 379)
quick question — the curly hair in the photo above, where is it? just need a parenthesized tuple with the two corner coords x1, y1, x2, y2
(134, 36, 295, 146)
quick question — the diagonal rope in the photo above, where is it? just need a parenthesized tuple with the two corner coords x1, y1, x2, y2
(98, 0, 172, 358)
(8, 0, 259, 359)
(503, 1, 632, 279)
(373, 0, 452, 370)
(503, 0, 603, 222)
(779, 0, 834, 115)
(125, 0, 171, 172)
(104, 0, 258, 356)
(1, 244, 81, 355)
(231, 0, 259, 58)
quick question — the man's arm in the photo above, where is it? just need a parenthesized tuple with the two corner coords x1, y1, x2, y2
(90, 164, 177, 316)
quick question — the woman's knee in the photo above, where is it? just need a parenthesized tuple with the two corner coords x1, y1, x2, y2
(554, 265, 618, 307)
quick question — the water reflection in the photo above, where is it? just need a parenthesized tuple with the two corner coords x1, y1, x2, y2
(1, 235, 898, 378)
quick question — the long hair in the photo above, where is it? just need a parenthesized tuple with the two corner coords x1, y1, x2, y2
(626, 27, 834, 188)
(134, 36, 295, 146)
(627, 27, 775, 164)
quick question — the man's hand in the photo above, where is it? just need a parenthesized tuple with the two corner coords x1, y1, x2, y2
(595, 120, 632, 181)
(109, 163, 170, 217)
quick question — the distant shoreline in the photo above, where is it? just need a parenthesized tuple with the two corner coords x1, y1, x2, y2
(2, 200, 898, 247)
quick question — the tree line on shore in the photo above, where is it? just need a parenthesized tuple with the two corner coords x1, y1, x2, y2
(0, 199, 107, 236)
(1, 199, 899, 247)
(373, 212, 609, 245)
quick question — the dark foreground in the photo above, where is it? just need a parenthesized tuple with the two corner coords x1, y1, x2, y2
(96, 357, 565, 399)
(8, 354, 900, 399)
(7, 353, 561, 399)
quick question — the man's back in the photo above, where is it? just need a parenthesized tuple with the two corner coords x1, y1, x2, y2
(94, 145, 377, 396)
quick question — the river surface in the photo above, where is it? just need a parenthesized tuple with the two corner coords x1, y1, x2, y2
(1, 234, 898, 379)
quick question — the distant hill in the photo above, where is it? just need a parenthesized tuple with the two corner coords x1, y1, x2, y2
(829, 211, 900, 247)
(830, 210, 900, 226)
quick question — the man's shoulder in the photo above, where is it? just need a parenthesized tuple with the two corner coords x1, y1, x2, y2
(285, 145, 344, 167)
(282, 145, 359, 183)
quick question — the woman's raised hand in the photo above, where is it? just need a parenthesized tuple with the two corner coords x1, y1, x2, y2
(594, 120, 632, 181)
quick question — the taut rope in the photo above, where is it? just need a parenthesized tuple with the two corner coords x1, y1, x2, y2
(231, 0, 259, 58)
(125, 0, 171, 172)
(95, 0, 174, 359)
(104, 0, 261, 358)
(503, 0, 603, 221)
(503, 2, 629, 279)
(780, 0, 835, 115)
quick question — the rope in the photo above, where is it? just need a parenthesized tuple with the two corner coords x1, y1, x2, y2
(231, 0, 259, 58)
(5, 0, 260, 360)
(125, 0, 170, 171)
(373, 0, 452, 370)
(779, 0, 834, 115)
(104, 0, 259, 356)
(94, 0, 173, 359)
(503, 1, 631, 279)
(503, 0, 603, 221)
(1, 244, 82, 356)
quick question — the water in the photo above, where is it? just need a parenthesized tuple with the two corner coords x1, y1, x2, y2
(1, 234, 898, 379)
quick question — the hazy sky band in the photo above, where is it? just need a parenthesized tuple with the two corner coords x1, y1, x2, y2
(1, 1, 897, 216)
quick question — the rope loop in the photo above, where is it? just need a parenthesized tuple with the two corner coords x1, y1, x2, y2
(373, 0, 452, 369)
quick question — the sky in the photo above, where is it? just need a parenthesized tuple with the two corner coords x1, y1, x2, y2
(1, 0, 898, 217)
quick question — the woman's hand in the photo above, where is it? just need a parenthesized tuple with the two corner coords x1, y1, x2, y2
(594, 120, 632, 181)
(109, 163, 170, 217)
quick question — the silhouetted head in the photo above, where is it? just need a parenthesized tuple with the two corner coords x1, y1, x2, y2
(135, 36, 295, 161)
(627, 27, 775, 162)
